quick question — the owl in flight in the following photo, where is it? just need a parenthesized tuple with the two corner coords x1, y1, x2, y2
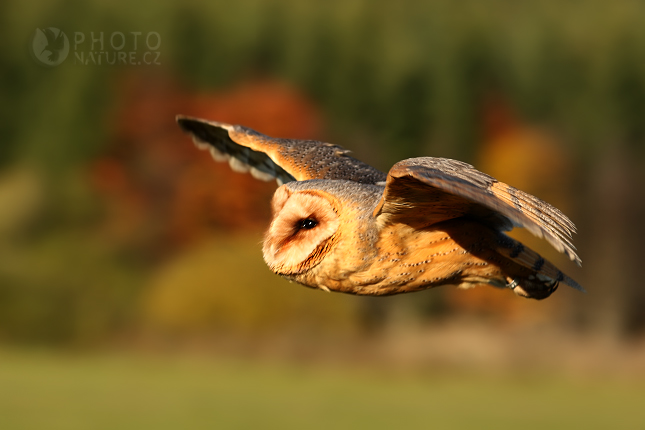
(177, 116, 583, 300)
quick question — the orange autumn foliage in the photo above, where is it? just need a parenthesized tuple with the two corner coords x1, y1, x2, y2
(90, 72, 324, 255)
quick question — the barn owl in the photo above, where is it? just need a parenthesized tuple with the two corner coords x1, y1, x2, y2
(176, 116, 584, 300)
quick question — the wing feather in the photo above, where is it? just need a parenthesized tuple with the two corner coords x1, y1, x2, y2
(374, 157, 581, 265)
(176, 116, 386, 184)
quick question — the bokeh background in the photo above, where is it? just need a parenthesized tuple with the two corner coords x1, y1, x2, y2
(2, 0, 645, 428)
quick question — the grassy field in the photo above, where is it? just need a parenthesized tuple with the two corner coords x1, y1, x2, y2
(0, 349, 643, 429)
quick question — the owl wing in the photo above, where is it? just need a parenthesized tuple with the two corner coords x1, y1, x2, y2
(373, 157, 580, 265)
(177, 116, 387, 185)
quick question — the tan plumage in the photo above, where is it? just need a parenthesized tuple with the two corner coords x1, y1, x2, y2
(177, 115, 584, 300)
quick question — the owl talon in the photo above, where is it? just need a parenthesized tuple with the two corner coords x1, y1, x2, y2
(510, 277, 559, 300)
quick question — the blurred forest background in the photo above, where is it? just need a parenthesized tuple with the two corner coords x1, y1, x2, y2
(1, 0, 645, 427)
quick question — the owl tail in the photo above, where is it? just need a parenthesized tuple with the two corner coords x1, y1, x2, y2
(494, 234, 585, 300)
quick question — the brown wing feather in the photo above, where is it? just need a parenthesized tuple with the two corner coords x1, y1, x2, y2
(176, 116, 386, 184)
(374, 157, 581, 266)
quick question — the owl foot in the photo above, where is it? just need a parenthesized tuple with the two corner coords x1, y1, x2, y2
(507, 276, 559, 300)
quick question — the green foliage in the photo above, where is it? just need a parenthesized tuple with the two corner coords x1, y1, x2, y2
(5, 0, 645, 169)
(141, 234, 362, 335)
(0, 167, 140, 345)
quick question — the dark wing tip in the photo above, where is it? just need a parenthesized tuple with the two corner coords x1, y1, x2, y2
(176, 114, 196, 127)
(562, 274, 586, 293)
(176, 114, 296, 184)
(176, 115, 203, 135)
(176, 115, 234, 133)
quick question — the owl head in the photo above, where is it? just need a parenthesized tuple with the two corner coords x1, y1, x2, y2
(262, 180, 382, 279)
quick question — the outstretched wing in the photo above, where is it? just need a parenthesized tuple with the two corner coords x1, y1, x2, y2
(373, 157, 580, 266)
(177, 116, 386, 185)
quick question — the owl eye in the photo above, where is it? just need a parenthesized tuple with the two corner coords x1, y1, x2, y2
(298, 218, 318, 230)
